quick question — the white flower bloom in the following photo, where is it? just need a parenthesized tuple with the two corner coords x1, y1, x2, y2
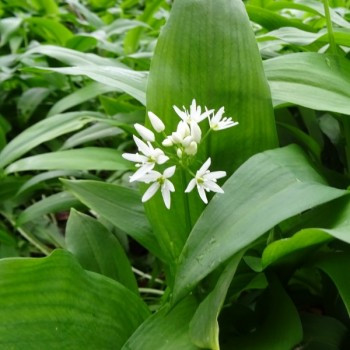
(148, 111, 165, 133)
(185, 158, 226, 204)
(134, 123, 155, 142)
(168, 120, 200, 151)
(141, 166, 176, 209)
(122, 136, 169, 182)
(209, 107, 239, 131)
(173, 99, 213, 124)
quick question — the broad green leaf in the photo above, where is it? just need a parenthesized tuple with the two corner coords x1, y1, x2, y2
(48, 82, 116, 116)
(301, 314, 347, 350)
(173, 145, 347, 302)
(246, 5, 315, 32)
(262, 229, 333, 269)
(66, 35, 98, 52)
(226, 278, 303, 350)
(66, 0, 104, 28)
(66, 210, 138, 294)
(259, 27, 350, 48)
(189, 252, 244, 350)
(28, 0, 58, 14)
(264, 53, 350, 115)
(315, 253, 350, 315)
(0, 17, 22, 47)
(26, 18, 73, 45)
(103, 18, 149, 37)
(62, 180, 165, 261)
(262, 196, 350, 268)
(122, 297, 199, 350)
(0, 250, 149, 349)
(5, 147, 129, 173)
(0, 111, 103, 168)
(145, 0, 277, 265)
(16, 192, 81, 225)
(61, 123, 122, 150)
(277, 121, 321, 161)
(18, 87, 50, 124)
(34, 66, 147, 105)
(17, 170, 94, 194)
(25, 45, 125, 67)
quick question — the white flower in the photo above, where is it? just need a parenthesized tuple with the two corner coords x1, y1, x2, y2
(209, 107, 238, 131)
(148, 111, 165, 133)
(134, 123, 155, 142)
(185, 158, 226, 204)
(141, 166, 176, 209)
(168, 120, 200, 152)
(173, 99, 213, 124)
(122, 135, 169, 182)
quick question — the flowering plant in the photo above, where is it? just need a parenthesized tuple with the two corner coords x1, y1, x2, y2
(122, 99, 238, 208)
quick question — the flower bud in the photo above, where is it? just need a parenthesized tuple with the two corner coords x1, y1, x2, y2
(162, 137, 173, 147)
(190, 120, 202, 143)
(134, 123, 155, 142)
(185, 141, 198, 155)
(177, 148, 183, 158)
(171, 132, 182, 144)
(148, 111, 165, 132)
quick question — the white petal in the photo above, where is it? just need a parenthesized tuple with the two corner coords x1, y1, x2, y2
(216, 120, 239, 130)
(164, 166, 176, 178)
(190, 121, 202, 143)
(129, 163, 154, 182)
(185, 178, 196, 193)
(142, 182, 160, 202)
(204, 171, 226, 180)
(197, 108, 214, 123)
(171, 132, 183, 144)
(197, 158, 211, 176)
(204, 180, 224, 193)
(197, 184, 208, 204)
(164, 179, 175, 192)
(134, 123, 155, 142)
(161, 187, 171, 209)
(122, 153, 147, 163)
(157, 154, 169, 164)
(139, 171, 161, 183)
(133, 135, 152, 156)
(173, 105, 187, 121)
(211, 107, 225, 124)
(177, 121, 190, 137)
(148, 111, 165, 132)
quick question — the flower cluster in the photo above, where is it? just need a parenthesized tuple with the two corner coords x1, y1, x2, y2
(122, 99, 238, 209)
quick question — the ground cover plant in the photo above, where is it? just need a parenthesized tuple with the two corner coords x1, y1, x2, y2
(1, 0, 350, 348)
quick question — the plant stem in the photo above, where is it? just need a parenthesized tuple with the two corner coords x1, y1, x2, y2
(323, 0, 337, 55)
(1, 212, 51, 255)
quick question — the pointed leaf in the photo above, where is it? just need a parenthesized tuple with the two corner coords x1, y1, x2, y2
(5, 147, 129, 173)
(0, 250, 149, 349)
(174, 145, 347, 302)
(66, 210, 138, 294)
(62, 180, 165, 261)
